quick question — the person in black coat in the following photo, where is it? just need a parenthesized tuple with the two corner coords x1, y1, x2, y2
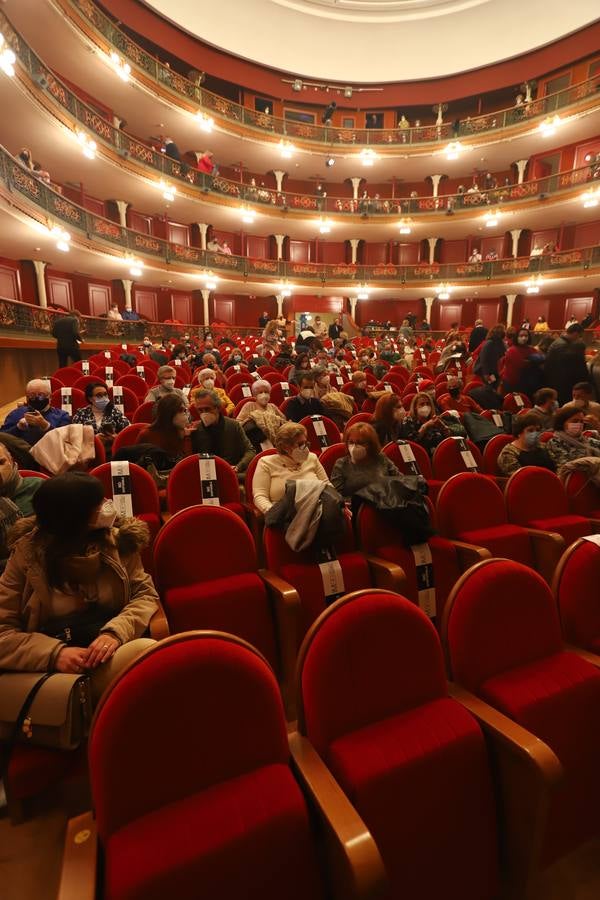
(468, 320, 488, 353)
(474, 324, 506, 384)
(51, 312, 82, 367)
(544, 325, 590, 406)
(328, 317, 343, 340)
(284, 374, 326, 422)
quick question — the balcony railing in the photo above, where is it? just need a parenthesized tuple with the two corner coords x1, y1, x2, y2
(2, 144, 600, 290)
(53, 0, 600, 148)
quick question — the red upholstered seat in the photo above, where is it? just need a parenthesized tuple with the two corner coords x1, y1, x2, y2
(115, 374, 148, 401)
(269, 381, 298, 407)
(483, 433, 513, 475)
(91, 635, 325, 900)
(506, 467, 595, 544)
(318, 442, 347, 477)
(112, 423, 147, 454)
(382, 440, 443, 501)
(50, 387, 87, 414)
(167, 454, 244, 518)
(502, 392, 532, 413)
(132, 402, 155, 424)
(563, 470, 600, 518)
(554, 538, 600, 652)
(245, 448, 278, 511)
(445, 558, 600, 863)
(6, 744, 83, 810)
(299, 415, 341, 455)
(432, 437, 483, 481)
(527, 514, 593, 545)
(155, 507, 277, 669)
(298, 590, 499, 900)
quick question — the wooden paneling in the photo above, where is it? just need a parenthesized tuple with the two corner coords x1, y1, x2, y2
(0, 264, 20, 300)
(564, 296, 593, 323)
(246, 235, 268, 259)
(475, 301, 503, 328)
(397, 243, 419, 265)
(289, 241, 310, 263)
(83, 196, 105, 216)
(522, 297, 550, 323)
(440, 240, 468, 263)
(128, 211, 152, 234)
(88, 283, 111, 317)
(167, 222, 190, 246)
(135, 290, 157, 321)
(438, 303, 463, 330)
(364, 243, 387, 265)
(214, 298, 234, 323)
(47, 275, 73, 310)
(172, 294, 192, 322)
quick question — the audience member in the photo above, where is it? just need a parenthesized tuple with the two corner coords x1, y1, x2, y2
(499, 328, 538, 394)
(193, 369, 233, 416)
(497, 411, 555, 476)
(144, 365, 188, 407)
(468, 319, 488, 353)
(331, 423, 401, 500)
(438, 375, 483, 414)
(475, 324, 506, 384)
(372, 394, 415, 444)
(1, 379, 70, 446)
(107, 304, 123, 321)
(407, 392, 452, 455)
(72, 382, 130, 451)
(252, 423, 329, 514)
(546, 404, 600, 468)
(284, 374, 326, 422)
(0, 444, 42, 571)
(190, 390, 255, 473)
(236, 380, 286, 450)
(532, 388, 559, 429)
(544, 324, 590, 405)
(137, 394, 191, 470)
(572, 381, 600, 427)
(534, 316, 549, 332)
(328, 316, 343, 340)
(467, 376, 504, 411)
(258, 311, 270, 329)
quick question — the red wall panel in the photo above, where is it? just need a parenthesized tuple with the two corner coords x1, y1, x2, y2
(135, 290, 158, 321)
(397, 243, 420, 265)
(88, 283, 111, 317)
(167, 222, 190, 246)
(246, 235, 268, 259)
(128, 210, 152, 234)
(46, 274, 73, 310)
(171, 293, 192, 321)
(574, 221, 600, 247)
(0, 262, 20, 300)
(364, 243, 387, 265)
(440, 240, 468, 263)
(289, 241, 310, 263)
(319, 242, 346, 264)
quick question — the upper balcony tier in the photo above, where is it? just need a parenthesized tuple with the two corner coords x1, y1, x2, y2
(8, 0, 600, 161)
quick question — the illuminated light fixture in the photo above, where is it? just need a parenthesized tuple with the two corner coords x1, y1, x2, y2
(239, 205, 256, 224)
(292, 79, 302, 92)
(538, 115, 561, 137)
(110, 51, 131, 82)
(398, 218, 412, 235)
(125, 256, 144, 278)
(325, 156, 335, 167)
(526, 275, 543, 294)
(581, 187, 600, 208)
(196, 112, 214, 132)
(437, 283, 453, 300)
(356, 285, 370, 300)
(0, 33, 16, 78)
(318, 217, 332, 234)
(445, 141, 463, 160)
(50, 225, 71, 252)
(277, 281, 292, 297)
(203, 272, 219, 291)
(483, 210, 500, 227)
(158, 180, 176, 202)
(359, 148, 377, 167)
(278, 139, 295, 159)
(76, 131, 97, 160)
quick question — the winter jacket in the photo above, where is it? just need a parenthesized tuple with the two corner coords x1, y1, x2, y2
(476, 337, 506, 380)
(0, 517, 158, 672)
(544, 337, 590, 405)
(265, 480, 345, 552)
(1, 405, 71, 446)
(191, 416, 255, 472)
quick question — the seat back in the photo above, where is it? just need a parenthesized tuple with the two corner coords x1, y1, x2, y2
(132, 401, 155, 424)
(297, 590, 447, 756)
(554, 537, 600, 649)
(483, 434, 513, 475)
(228, 382, 257, 404)
(90, 633, 289, 841)
(502, 392, 532, 413)
(72, 374, 106, 394)
(115, 374, 148, 401)
(436, 472, 506, 537)
(53, 366, 89, 386)
(318, 443, 347, 477)
(269, 381, 298, 406)
(167, 454, 241, 513)
(505, 466, 569, 525)
(432, 437, 483, 480)
(109, 386, 138, 419)
(299, 415, 341, 454)
(444, 559, 563, 694)
(346, 413, 373, 429)
(50, 387, 87, 415)
(112, 423, 147, 454)
(245, 448, 278, 507)
(90, 462, 160, 519)
(18, 469, 49, 480)
(382, 440, 433, 479)
(93, 360, 130, 382)
(564, 471, 600, 517)
(129, 361, 158, 384)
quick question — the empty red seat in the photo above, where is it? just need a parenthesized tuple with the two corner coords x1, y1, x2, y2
(482, 433, 513, 475)
(432, 436, 484, 481)
(115, 374, 148, 401)
(228, 382, 256, 405)
(167, 454, 244, 519)
(54, 366, 91, 386)
(318, 443, 347, 478)
(130, 361, 158, 384)
(132, 402, 155, 424)
(112, 423, 147, 455)
(299, 415, 340, 454)
(563, 470, 600, 518)
(506, 466, 598, 545)
(554, 536, 600, 653)
(269, 381, 298, 406)
(109, 386, 139, 419)
(94, 360, 130, 382)
(50, 387, 87, 415)
(502, 392, 532, 413)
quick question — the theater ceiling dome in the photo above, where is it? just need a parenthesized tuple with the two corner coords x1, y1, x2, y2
(140, 0, 599, 82)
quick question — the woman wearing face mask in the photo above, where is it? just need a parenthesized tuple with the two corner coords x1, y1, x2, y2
(236, 380, 286, 451)
(194, 368, 234, 416)
(137, 394, 191, 470)
(546, 405, 600, 468)
(407, 392, 453, 455)
(0, 472, 157, 701)
(144, 365, 188, 408)
(72, 382, 130, 448)
(288, 352, 312, 386)
(331, 423, 401, 501)
(0, 444, 43, 572)
(347, 370, 371, 408)
(499, 329, 538, 395)
(372, 394, 416, 445)
(252, 423, 329, 514)
(223, 350, 246, 370)
(497, 411, 556, 476)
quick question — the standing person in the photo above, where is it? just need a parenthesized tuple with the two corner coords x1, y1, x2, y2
(500, 328, 537, 395)
(544, 324, 590, 406)
(328, 316, 343, 341)
(468, 319, 488, 353)
(313, 316, 328, 338)
(51, 311, 82, 368)
(475, 324, 506, 385)
(258, 310, 270, 329)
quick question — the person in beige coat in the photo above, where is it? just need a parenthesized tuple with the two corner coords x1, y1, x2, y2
(0, 472, 158, 701)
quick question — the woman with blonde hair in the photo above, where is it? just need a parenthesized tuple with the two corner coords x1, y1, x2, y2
(252, 422, 329, 514)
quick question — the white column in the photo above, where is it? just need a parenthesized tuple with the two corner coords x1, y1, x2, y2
(121, 279, 133, 311)
(349, 296, 358, 319)
(429, 175, 443, 198)
(276, 294, 284, 317)
(32, 260, 47, 308)
(427, 237, 439, 264)
(350, 177, 363, 200)
(505, 294, 517, 327)
(201, 289, 211, 327)
(349, 239, 360, 264)
(197, 223, 209, 250)
(274, 234, 285, 260)
(114, 200, 128, 228)
(510, 229, 522, 259)
(515, 159, 529, 184)
(273, 170, 286, 193)
(424, 296, 434, 324)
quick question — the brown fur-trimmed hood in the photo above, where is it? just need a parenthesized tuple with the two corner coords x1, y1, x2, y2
(7, 515, 151, 555)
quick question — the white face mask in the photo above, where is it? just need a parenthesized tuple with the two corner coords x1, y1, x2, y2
(200, 411, 218, 427)
(162, 378, 175, 389)
(417, 405, 432, 419)
(256, 392, 270, 406)
(348, 443, 367, 462)
(202, 379, 215, 390)
(356, 381, 367, 391)
(91, 500, 117, 530)
(300, 388, 314, 400)
(173, 412, 188, 428)
(291, 445, 309, 464)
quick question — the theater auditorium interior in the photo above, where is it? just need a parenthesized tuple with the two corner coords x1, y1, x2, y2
(2, 0, 600, 897)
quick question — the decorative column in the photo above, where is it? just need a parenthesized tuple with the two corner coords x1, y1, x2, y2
(349, 296, 358, 319)
(505, 293, 517, 327)
(273, 234, 285, 260)
(121, 279, 133, 311)
(349, 239, 360, 264)
(429, 175, 443, 198)
(114, 200, 129, 228)
(515, 159, 529, 184)
(201, 289, 211, 328)
(510, 229, 522, 259)
(32, 260, 47, 308)
(427, 237, 439, 264)
(350, 177, 363, 200)
(197, 223, 209, 250)
(273, 170, 286, 193)
(275, 294, 284, 318)
(424, 296, 434, 324)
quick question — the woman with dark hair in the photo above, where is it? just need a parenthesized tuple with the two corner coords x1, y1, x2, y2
(497, 411, 556, 475)
(546, 404, 600, 468)
(500, 328, 539, 394)
(372, 393, 415, 445)
(72, 381, 130, 451)
(288, 351, 312, 385)
(137, 393, 191, 469)
(475, 324, 506, 383)
(0, 472, 157, 699)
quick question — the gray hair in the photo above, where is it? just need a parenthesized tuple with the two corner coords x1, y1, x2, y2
(198, 368, 216, 381)
(157, 365, 176, 380)
(27, 378, 51, 394)
(251, 379, 271, 396)
(193, 389, 222, 410)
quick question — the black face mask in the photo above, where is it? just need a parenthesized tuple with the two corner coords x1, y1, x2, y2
(27, 396, 49, 412)
(449, 387, 461, 398)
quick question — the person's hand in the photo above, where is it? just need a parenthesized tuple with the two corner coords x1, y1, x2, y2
(84, 634, 121, 669)
(55, 646, 88, 673)
(24, 411, 49, 430)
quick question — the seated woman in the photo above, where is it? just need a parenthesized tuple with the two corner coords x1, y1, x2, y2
(236, 379, 286, 451)
(0, 472, 157, 703)
(193, 369, 234, 416)
(137, 393, 191, 471)
(497, 411, 556, 476)
(72, 381, 130, 452)
(0, 444, 43, 571)
(372, 393, 416, 445)
(406, 392, 457, 456)
(330, 423, 401, 500)
(546, 404, 600, 469)
(346, 370, 371, 409)
(252, 422, 329, 514)
(288, 351, 312, 385)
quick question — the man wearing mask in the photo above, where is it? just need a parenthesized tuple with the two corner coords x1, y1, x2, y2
(191, 391, 255, 474)
(438, 375, 483, 414)
(284, 374, 326, 423)
(144, 366, 188, 407)
(1, 379, 70, 445)
(328, 316, 343, 340)
(194, 369, 234, 416)
(544, 323, 590, 406)
(532, 388, 559, 430)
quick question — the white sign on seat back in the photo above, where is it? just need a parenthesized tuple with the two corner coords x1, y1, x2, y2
(60, 387, 73, 416)
(82, 360, 90, 375)
(318, 552, 345, 604)
(198, 454, 220, 506)
(136, 365, 145, 378)
(242, 384, 252, 398)
(105, 366, 114, 386)
(311, 416, 329, 449)
(492, 413, 504, 428)
(110, 460, 134, 518)
(452, 436, 478, 471)
(396, 440, 421, 477)
(104, 351, 111, 360)
(112, 385, 125, 415)
(411, 543, 436, 619)
(281, 382, 291, 397)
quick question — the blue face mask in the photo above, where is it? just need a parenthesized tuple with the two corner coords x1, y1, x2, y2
(524, 430, 539, 448)
(94, 396, 110, 411)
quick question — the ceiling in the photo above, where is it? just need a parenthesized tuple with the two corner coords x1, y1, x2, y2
(140, 0, 600, 83)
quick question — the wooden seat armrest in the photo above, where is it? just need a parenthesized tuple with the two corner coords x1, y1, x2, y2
(289, 732, 387, 900)
(58, 811, 97, 900)
(259, 569, 301, 718)
(524, 529, 565, 585)
(566, 645, 600, 669)
(242, 501, 264, 523)
(587, 518, 600, 533)
(447, 540, 492, 571)
(365, 555, 406, 593)
(149, 598, 169, 640)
